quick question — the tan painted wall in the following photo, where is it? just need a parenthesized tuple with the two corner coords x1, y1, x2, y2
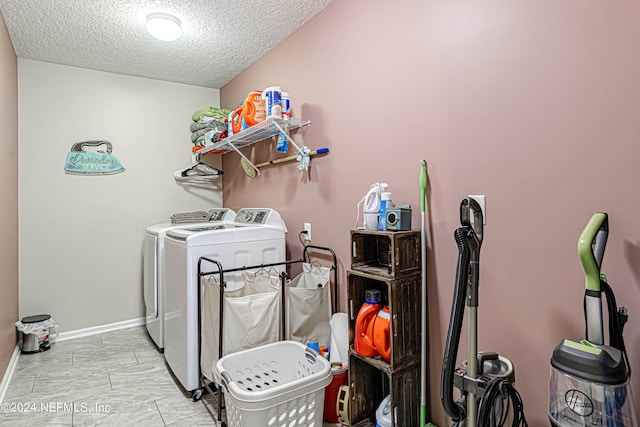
(221, 0, 640, 424)
(0, 10, 18, 378)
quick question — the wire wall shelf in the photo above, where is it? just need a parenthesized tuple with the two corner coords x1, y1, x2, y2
(197, 117, 311, 156)
(196, 117, 311, 176)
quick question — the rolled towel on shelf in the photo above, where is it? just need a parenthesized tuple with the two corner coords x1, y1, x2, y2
(191, 128, 214, 143)
(190, 119, 226, 133)
(191, 107, 231, 122)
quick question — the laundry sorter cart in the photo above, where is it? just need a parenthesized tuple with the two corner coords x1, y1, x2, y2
(195, 244, 338, 424)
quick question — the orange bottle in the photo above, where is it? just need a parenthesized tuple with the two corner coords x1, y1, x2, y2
(230, 107, 243, 134)
(242, 91, 266, 127)
(354, 290, 381, 357)
(372, 306, 391, 362)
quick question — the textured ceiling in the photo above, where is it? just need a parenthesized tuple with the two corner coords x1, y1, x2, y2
(0, 0, 333, 88)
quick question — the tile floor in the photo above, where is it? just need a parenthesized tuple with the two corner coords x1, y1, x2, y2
(0, 327, 221, 426)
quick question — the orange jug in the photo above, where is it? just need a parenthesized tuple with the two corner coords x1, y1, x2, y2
(354, 290, 381, 357)
(242, 91, 266, 127)
(372, 306, 391, 362)
(230, 107, 243, 134)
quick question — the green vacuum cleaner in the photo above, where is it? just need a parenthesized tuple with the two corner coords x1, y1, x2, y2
(549, 212, 637, 426)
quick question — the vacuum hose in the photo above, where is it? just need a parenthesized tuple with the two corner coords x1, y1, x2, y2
(600, 279, 631, 375)
(441, 227, 472, 422)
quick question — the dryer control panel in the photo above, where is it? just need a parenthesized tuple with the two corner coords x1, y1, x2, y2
(235, 208, 272, 225)
(234, 208, 287, 232)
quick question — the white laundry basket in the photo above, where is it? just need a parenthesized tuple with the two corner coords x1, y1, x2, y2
(214, 340, 331, 427)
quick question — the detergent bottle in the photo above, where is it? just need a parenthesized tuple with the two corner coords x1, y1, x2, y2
(354, 289, 381, 357)
(359, 183, 388, 231)
(230, 107, 243, 135)
(242, 91, 265, 127)
(372, 306, 391, 362)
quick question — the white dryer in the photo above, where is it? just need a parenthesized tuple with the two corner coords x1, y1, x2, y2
(143, 208, 236, 350)
(163, 208, 287, 393)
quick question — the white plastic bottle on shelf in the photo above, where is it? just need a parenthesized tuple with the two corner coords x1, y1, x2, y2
(227, 110, 234, 136)
(376, 395, 392, 427)
(281, 92, 290, 120)
(263, 86, 283, 118)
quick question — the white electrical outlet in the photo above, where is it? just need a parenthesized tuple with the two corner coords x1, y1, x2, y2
(303, 223, 312, 241)
(468, 195, 486, 224)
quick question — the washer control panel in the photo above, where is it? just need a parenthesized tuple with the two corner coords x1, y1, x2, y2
(208, 208, 235, 222)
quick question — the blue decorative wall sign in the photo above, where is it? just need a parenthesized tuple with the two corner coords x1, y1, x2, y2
(64, 140, 125, 175)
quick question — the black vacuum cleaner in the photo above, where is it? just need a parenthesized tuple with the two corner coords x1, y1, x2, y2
(441, 197, 528, 427)
(549, 212, 637, 426)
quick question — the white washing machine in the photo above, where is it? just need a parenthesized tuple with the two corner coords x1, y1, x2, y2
(164, 208, 287, 393)
(143, 208, 236, 350)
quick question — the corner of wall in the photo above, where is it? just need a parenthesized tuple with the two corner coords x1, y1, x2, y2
(0, 10, 20, 381)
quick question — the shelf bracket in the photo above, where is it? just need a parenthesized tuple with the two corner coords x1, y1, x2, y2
(226, 143, 259, 176)
(272, 120, 304, 157)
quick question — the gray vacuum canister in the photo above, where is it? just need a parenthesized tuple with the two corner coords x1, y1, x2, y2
(549, 338, 637, 426)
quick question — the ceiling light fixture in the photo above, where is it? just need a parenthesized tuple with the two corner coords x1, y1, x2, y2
(146, 13, 182, 41)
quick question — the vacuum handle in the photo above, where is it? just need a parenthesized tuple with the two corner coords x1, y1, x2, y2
(578, 213, 608, 292)
(460, 198, 483, 245)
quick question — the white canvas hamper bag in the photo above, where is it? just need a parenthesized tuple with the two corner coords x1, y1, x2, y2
(201, 270, 281, 381)
(285, 263, 332, 347)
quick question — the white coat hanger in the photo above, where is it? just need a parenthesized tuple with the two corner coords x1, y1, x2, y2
(174, 162, 222, 185)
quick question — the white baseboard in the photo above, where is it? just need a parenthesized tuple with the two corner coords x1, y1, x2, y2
(56, 317, 145, 342)
(0, 345, 20, 404)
